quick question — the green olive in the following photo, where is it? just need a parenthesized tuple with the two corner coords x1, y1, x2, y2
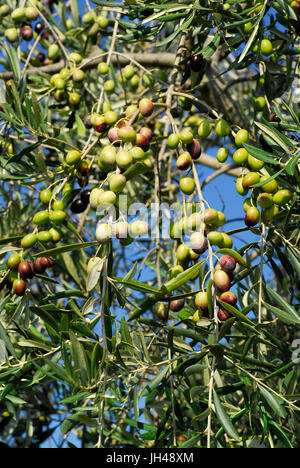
(129, 146, 145, 161)
(272, 189, 292, 206)
(40, 189, 52, 204)
(247, 154, 264, 170)
(233, 148, 248, 164)
(7, 253, 21, 269)
(257, 192, 273, 208)
(207, 231, 223, 246)
(168, 133, 180, 149)
(21, 233, 37, 249)
(236, 176, 249, 196)
(176, 243, 190, 262)
(216, 147, 229, 163)
(37, 231, 53, 243)
(179, 129, 194, 144)
(235, 129, 249, 147)
(49, 210, 67, 223)
(33, 210, 49, 226)
(96, 223, 112, 243)
(179, 177, 195, 195)
(99, 145, 117, 166)
(117, 127, 137, 143)
(52, 199, 64, 211)
(198, 118, 212, 138)
(109, 174, 127, 193)
(215, 119, 230, 137)
(260, 175, 278, 193)
(116, 150, 133, 168)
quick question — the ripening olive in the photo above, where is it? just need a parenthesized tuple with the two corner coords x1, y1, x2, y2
(21, 25, 33, 41)
(170, 298, 185, 312)
(18, 261, 34, 279)
(217, 307, 232, 321)
(204, 208, 218, 225)
(114, 222, 129, 239)
(220, 291, 237, 306)
(213, 270, 231, 292)
(68, 92, 81, 106)
(236, 176, 249, 196)
(154, 302, 169, 321)
(186, 139, 201, 160)
(139, 98, 154, 117)
(93, 114, 107, 133)
(195, 291, 209, 312)
(190, 232, 207, 254)
(272, 189, 292, 206)
(245, 206, 260, 227)
(242, 171, 260, 189)
(176, 152, 192, 170)
(219, 255, 236, 273)
(13, 279, 26, 296)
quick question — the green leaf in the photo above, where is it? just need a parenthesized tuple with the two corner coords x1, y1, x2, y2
(33, 241, 98, 257)
(3, 43, 21, 82)
(75, 112, 86, 137)
(213, 390, 239, 440)
(218, 299, 254, 325)
(69, 330, 89, 385)
(259, 386, 287, 418)
(243, 143, 280, 165)
(216, 248, 250, 269)
(264, 285, 300, 325)
(141, 366, 168, 398)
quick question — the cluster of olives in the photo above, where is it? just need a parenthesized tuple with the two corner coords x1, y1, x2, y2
(194, 254, 237, 323)
(6, 252, 54, 296)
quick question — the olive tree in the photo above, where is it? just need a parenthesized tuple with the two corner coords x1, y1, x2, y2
(0, 0, 299, 448)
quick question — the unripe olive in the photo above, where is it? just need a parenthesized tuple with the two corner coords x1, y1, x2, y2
(254, 96, 266, 111)
(207, 231, 223, 247)
(215, 211, 226, 227)
(7, 253, 21, 270)
(220, 291, 237, 306)
(130, 146, 145, 161)
(0, 4, 10, 16)
(139, 98, 154, 117)
(213, 270, 231, 292)
(168, 133, 180, 149)
(170, 298, 185, 312)
(21, 233, 37, 249)
(96, 223, 112, 243)
(245, 206, 260, 227)
(104, 80, 115, 93)
(49, 227, 61, 243)
(11, 7, 26, 22)
(261, 204, 279, 223)
(198, 118, 211, 138)
(247, 154, 264, 170)
(109, 174, 127, 193)
(236, 176, 249, 196)
(18, 261, 34, 279)
(190, 232, 207, 254)
(257, 192, 273, 208)
(130, 220, 149, 238)
(220, 233, 233, 249)
(195, 291, 209, 312)
(97, 61, 109, 74)
(235, 129, 249, 147)
(69, 52, 82, 64)
(49, 210, 67, 224)
(68, 92, 81, 106)
(104, 110, 118, 125)
(115, 221, 129, 239)
(37, 231, 53, 243)
(98, 190, 117, 206)
(13, 279, 26, 296)
(186, 139, 201, 160)
(87, 256, 102, 275)
(242, 171, 260, 189)
(243, 197, 256, 212)
(33, 210, 49, 226)
(170, 264, 184, 278)
(99, 145, 116, 166)
(154, 302, 169, 321)
(96, 15, 109, 28)
(82, 11, 95, 24)
(219, 255, 236, 273)
(89, 188, 103, 208)
(215, 119, 230, 137)
(176, 152, 192, 170)
(48, 44, 59, 61)
(122, 64, 135, 80)
(117, 127, 136, 143)
(217, 307, 231, 322)
(176, 243, 190, 263)
(5, 28, 18, 43)
(260, 175, 278, 193)
(25, 6, 39, 21)
(72, 69, 85, 82)
(260, 38, 273, 56)
(40, 188, 52, 204)
(233, 148, 248, 164)
(116, 150, 133, 169)
(179, 129, 194, 144)
(204, 208, 218, 225)
(272, 189, 292, 206)
(52, 199, 64, 211)
(217, 147, 229, 163)
(179, 177, 195, 195)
